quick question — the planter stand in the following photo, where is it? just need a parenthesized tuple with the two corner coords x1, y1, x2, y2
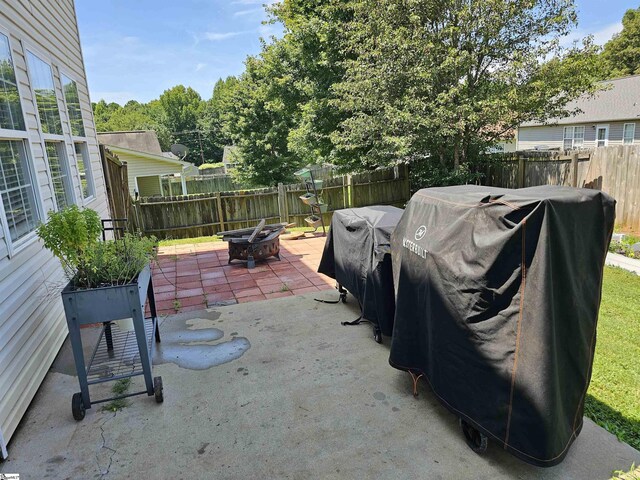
(296, 167, 327, 235)
(62, 264, 163, 420)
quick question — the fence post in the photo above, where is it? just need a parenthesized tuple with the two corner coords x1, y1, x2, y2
(215, 192, 225, 233)
(277, 183, 288, 223)
(346, 174, 354, 207)
(517, 154, 526, 188)
(571, 152, 579, 187)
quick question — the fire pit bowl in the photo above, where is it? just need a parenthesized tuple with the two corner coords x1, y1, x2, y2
(218, 220, 289, 268)
(228, 234, 280, 263)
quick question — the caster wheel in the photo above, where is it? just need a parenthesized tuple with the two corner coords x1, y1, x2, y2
(460, 418, 488, 454)
(154, 376, 164, 403)
(374, 329, 382, 344)
(72, 392, 85, 421)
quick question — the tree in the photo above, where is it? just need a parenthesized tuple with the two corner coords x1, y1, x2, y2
(222, 43, 306, 186)
(332, 0, 603, 178)
(198, 76, 239, 162)
(603, 7, 640, 77)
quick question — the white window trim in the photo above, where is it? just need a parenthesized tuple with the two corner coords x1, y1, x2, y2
(59, 68, 95, 204)
(563, 126, 585, 150)
(596, 124, 610, 147)
(73, 142, 95, 203)
(623, 123, 636, 145)
(0, 25, 46, 257)
(23, 41, 75, 212)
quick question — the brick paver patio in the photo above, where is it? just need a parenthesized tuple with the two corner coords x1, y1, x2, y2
(151, 234, 335, 315)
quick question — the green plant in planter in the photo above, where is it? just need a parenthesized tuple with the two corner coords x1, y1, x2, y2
(36, 205, 102, 280)
(37, 206, 157, 289)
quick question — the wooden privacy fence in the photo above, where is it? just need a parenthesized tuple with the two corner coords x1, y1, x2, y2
(484, 146, 640, 231)
(129, 165, 410, 239)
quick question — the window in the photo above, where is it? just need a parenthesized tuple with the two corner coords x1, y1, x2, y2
(61, 74, 85, 137)
(0, 32, 40, 248)
(26, 51, 62, 135)
(45, 142, 73, 209)
(74, 142, 94, 200)
(0, 33, 25, 131)
(623, 123, 635, 145)
(0, 140, 38, 243)
(563, 126, 584, 150)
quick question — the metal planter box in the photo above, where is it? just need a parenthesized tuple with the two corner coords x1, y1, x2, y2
(61, 263, 163, 420)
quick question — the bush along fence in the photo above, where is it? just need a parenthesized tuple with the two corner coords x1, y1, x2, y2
(484, 145, 640, 232)
(129, 165, 410, 239)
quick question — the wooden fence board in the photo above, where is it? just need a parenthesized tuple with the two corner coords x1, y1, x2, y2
(484, 146, 640, 231)
(131, 165, 411, 239)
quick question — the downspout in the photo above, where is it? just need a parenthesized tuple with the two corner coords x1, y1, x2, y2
(1, 426, 8, 459)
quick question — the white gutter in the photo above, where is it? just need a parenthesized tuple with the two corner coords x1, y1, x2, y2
(181, 166, 188, 195)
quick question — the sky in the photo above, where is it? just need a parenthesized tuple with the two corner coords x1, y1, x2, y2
(75, 0, 637, 105)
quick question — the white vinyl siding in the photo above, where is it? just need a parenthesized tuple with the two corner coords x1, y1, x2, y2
(623, 123, 635, 145)
(108, 147, 184, 196)
(0, 0, 110, 458)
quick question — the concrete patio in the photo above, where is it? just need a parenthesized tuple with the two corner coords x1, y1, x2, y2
(2, 293, 639, 479)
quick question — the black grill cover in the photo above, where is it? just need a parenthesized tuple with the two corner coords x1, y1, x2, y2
(389, 185, 615, 467)
(318, 206, 404, 336)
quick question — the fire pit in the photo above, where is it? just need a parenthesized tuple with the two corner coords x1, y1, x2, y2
(218, 220, 288, 268)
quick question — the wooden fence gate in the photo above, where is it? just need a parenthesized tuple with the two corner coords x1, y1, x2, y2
(99, 145, 131, 237)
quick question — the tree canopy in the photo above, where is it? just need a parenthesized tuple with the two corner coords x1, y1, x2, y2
(602, 7, 640, 77)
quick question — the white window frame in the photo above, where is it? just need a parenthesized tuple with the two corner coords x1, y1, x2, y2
(623, 123, 635, 145)
(23, 42, 76, 210)
(563, 126, 585, 150)
(0, 24, 46, 256)
(596, 124, 609, 148)
(73, 141, 95, 203)
(59, 68, 95, 204)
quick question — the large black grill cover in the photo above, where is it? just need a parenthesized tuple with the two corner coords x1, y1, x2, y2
(318, 206, 404, 336)
(389, 185, 615, 466)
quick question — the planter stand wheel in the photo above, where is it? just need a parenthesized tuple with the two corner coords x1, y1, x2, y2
(72, 392, 85, 421)
(373, 328, 382, 344)
(460, 418, 488, 454)
(154, 376, 164, 403)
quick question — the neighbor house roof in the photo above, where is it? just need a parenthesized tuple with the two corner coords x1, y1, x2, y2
(104, 144, 190, 167)
(97, 130, 163, 155)
(522, 75, 640, 127)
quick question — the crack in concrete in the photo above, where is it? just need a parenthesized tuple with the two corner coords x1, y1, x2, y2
(96, 412, 117, 478)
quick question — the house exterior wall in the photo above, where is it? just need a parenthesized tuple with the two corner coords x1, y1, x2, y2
(0, 0, 109, 457)
(110, 149, 184, 197)
(517, 121, 640, 150)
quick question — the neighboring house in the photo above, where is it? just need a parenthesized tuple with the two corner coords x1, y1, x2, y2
(97, 130, 194, 197)
(222, 145, 240, 174)
(518, 75, 640, 151)
(0, 1, 109, 458)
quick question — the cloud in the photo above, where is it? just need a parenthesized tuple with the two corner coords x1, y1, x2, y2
(592, 22, 623, 46)
(195, 62, 207, 72)
(202, 31, 246, 41)
(561, 21, 623, 47)
(234, 8, 263, 17)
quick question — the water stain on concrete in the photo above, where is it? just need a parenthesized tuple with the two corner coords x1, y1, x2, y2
(153, 317, 250, 370)
(373, 392, 386, 401)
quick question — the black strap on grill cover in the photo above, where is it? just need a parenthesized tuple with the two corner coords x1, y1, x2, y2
(318, 205, 404, 336)
(389, 185, 615, 467)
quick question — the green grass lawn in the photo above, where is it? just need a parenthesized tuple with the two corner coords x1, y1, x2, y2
(586, 266, 640, 451)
